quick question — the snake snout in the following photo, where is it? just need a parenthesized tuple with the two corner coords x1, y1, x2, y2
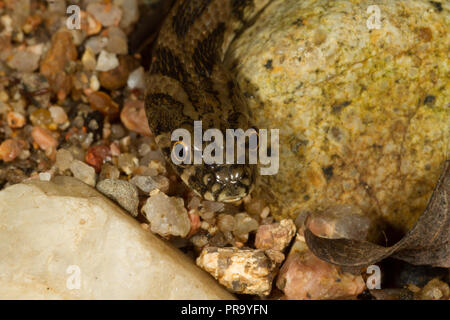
(213, 164, 255, 203)
(189, 164, 255, 203)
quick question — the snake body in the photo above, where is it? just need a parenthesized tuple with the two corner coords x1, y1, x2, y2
(146, 0, 270, 202)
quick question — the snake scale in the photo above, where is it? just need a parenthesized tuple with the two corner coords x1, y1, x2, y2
(146, 0, 271, 202)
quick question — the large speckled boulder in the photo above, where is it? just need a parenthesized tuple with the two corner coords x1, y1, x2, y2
(227, 0, 449, 233)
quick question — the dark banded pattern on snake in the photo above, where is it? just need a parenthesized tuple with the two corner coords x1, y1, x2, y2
(146, 0, 271, 202)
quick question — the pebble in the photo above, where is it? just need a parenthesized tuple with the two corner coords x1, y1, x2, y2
(30, 109, 52, 128)
(413, 279, 450, 300)
(190, 234, 209, 248)
(188, 212, 201, 236)
(127, 67, 146, 90)
(196, 247, 276, 296)
(188, 196, 202, 210)
(264, 249, 285, 264)
(70, 160, 96, 187)
(255, 219, 296, 251)
(105, 27, 128, 55)
(114, 0, 139, 29)
(31, 126, 58, 151)
(130, 175, 170, 194)
(40, 30, 77, 99)
(39, 172, 52, 182)
(96, 179, 139, 217)
(90, 75, 101, 91)
(98, 56, 133, 90)
(120, 100, 152, 136)
(55, 149, 74, 172)
(85, 36, 108, 54)
(142, 191, 191, 238)
(81, 48, 97, 70)
(48, 106, 68, 125)
(7, 49, 40, 72)
(276, 235, 365, 300)
(96, 50, 120, 72)
(110, 124, 126, 140)
(99, 163, 121, 180)
(217, 214, 236, 233)
(7, 112, 26, 129)
(87, 91, 119, 118)
(80, 11, 102, 36)
(87, 3, 123, 27)
(233, 213, 259, 237)
(109, 142, 121, 157)
(0, 139, 21, 162)
(85, 145, 111, 173)
(117, 153, 138, 175)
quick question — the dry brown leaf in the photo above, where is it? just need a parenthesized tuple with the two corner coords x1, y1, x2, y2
(305, 160, 449, 268)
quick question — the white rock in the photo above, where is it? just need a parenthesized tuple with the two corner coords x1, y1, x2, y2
(0, 177, 234, 299)
(70, 160, 96, 186)
(127, 67, 146, 90)
(96, 50, 119, 72)
(142, 192, 191, 238)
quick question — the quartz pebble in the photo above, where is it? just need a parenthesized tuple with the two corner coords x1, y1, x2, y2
(96, 50, 119, 72)
(105, 27, 128, 55)
(39, 172, 52, 181)
(55, 149, 74, 171)
(233, 213, 259, 237)
(70, 160, 96, 187)
(127, 67, 146, 90)
(99, 163, 120, 180)
(130, 175, 169, 194)
(81, 48, 97, 70)
(114, 0, 139, 29)
(80, 11, 102, 36)
(7, 49, 40, 72)
(196, 247, 276, 295)
(217, 214, 236, 233)
(96, 179, 139, 217)
(117, 153, 138, 175)
(276, 235, 365, 299)
(85, 36, 108, 54)
(142, 191, 190, 238)
(255, 219, 296, 251)
(49, 106, 68, 125)
(87, 3, 123, 27)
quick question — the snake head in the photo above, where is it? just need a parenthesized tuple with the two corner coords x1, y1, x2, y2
(180, 163, 256, 203)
